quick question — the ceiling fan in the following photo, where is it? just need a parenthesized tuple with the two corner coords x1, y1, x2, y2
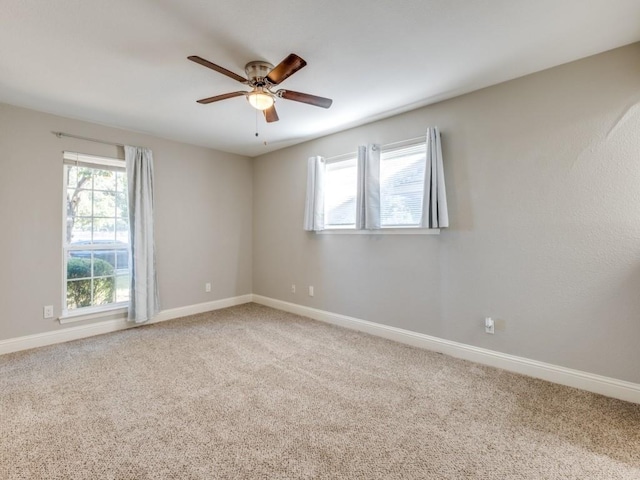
(188, 53, 332, 123)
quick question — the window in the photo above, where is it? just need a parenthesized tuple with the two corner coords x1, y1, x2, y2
(379, 142, 427, 227)
(306, 129, 447, 233)
(63, 152, 130, 314)
(324, 155, 358, 228)
(320, 140, 428, 231)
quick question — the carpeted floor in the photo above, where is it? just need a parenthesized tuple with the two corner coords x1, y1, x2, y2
(1, 303, 639, 479)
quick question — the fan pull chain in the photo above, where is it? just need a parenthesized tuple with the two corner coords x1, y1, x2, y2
(255, 108, 259, 137)
(253, 108, 268, 146)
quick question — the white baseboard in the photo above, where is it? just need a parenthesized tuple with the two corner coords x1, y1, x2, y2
(151, 294, 253, 324)
(0, 294, 253, 356)
(251, 295, 640, 405)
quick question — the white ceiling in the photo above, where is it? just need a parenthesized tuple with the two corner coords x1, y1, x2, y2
(2, 1, 639, 157)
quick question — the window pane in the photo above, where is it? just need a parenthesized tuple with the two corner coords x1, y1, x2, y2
(67, 255, 92, 279)
(67, 279, 92, 309)
(93, 170, 116, 192)
(66, 166, 78, 188)
(114, 247, 128, 271)
(116, 171, 128, 193)
(116, 273, 131, 303)
(93, 191, 116, 217)
(116, 193, 128, 218)
(93, 276, 115, 305)
(115, 218, 129, 244)
(67, 168, 93, 192)
(92, 253, 115, 277)
(71, 190, 93, 217)
(93, 250, 116, 271)
(325, 157, 357, 227)
(93, 218, 116, 242)
(69, 217, 92, 244)
(380, 144, 426, 227)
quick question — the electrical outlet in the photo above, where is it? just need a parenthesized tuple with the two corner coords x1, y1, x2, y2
(308, 286, 314, 297)
(484, 317, 495, 334)
(291, 284, 296, 294)
(43, 305, 54, 319)
(205, 282, 211, 293)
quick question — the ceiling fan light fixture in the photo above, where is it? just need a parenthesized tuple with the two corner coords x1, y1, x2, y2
(247, 91, 274, 111)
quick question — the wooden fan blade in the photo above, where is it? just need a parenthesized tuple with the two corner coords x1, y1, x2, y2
(266, 54, 307, 85)
(263, 105, 279, 123)
(188, 56, 248, 84)
(196, 91, 246, 104)
(279, 90, 333, 108)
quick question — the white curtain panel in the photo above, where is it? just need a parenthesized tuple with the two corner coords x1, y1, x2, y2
(125, 146, 160, 323)
(355, 146, 366, 229)
(422, 128, 449, 228)
(303, 155, 325, 231)
(364, 144, 381, 229)
(355, 145, 381, 230)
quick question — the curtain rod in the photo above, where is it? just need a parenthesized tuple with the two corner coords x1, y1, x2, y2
(52, 131, 126, 148)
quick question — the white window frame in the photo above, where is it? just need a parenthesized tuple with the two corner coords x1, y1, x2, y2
(61, 152, 130, 319)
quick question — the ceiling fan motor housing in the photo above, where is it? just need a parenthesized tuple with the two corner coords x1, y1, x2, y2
(245, 61, 275, 87)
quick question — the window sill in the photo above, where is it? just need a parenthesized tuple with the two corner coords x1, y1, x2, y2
(316, 228, 440, 235)
(58, 305, 128, 325)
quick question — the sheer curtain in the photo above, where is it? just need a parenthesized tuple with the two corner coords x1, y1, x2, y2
(303, 155, 326, 231)
(422, 127, 449, 228)
(125, 146, 159, 323)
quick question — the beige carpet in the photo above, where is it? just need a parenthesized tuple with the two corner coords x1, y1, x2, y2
(1, 303, 639, 479)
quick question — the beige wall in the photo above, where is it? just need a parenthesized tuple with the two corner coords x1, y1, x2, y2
(0, 103, 253, 340)
(253, 43, 640, 383)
